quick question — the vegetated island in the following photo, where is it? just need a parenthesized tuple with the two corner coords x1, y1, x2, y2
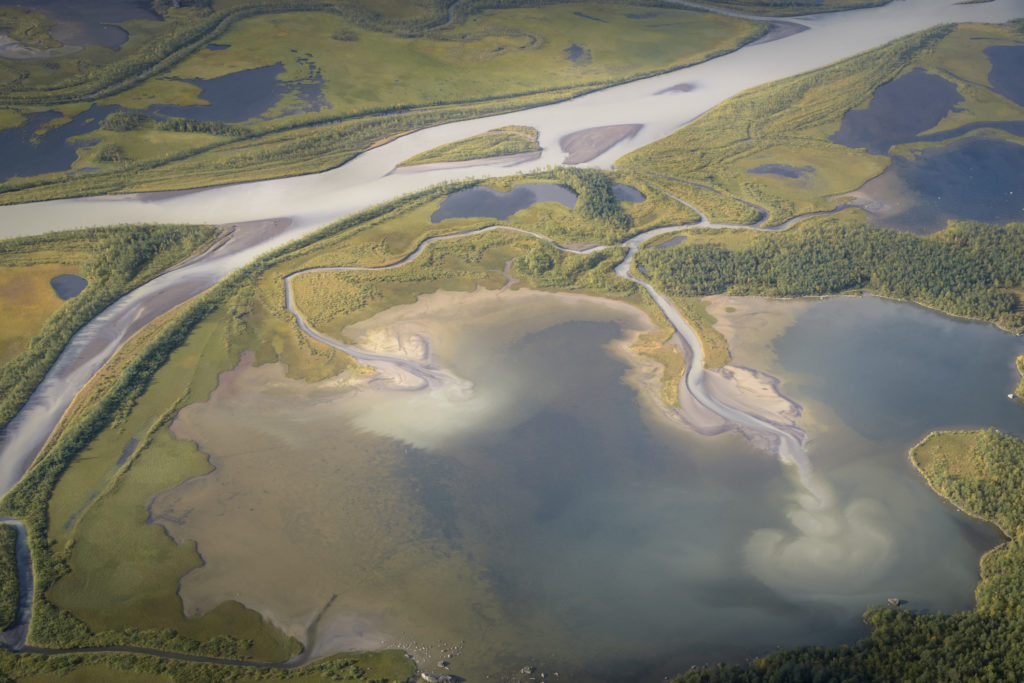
(397, 126, 540, 167)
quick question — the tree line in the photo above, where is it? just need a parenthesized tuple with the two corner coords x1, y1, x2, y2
(636, 217, 1024, 333)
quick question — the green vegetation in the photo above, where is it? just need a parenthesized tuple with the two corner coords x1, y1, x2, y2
(678, 428, 1024, 681)
(0, 1, 765, 203)
(619, 23, 1024, 226)
(637, 215, 1024, 334)
(0, 523, 17, 632)
(0, 224, 217, 431)
(1016, 355, 1024, 405)
(0, 648, 414, 681)
(0, 263, 80, 366)
(399, 125, 539, 165)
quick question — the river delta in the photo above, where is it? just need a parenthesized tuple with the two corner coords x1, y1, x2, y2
(0, 0, 1022, 681)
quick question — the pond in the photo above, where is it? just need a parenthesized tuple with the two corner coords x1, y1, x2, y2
(430, 183, 578, 222)
(49, 274, 87, 300)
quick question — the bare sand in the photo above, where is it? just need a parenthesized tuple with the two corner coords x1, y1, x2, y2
(559, 124, 643, 164)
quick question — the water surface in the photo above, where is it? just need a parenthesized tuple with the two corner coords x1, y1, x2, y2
(430, 183, 578, 222)
(152, 290, 1002, 681)
(50, 274, 87, 300)
(855, 136, 1024, 233)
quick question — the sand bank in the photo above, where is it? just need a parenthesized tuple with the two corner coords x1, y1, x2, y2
(559, 124, 642, 164)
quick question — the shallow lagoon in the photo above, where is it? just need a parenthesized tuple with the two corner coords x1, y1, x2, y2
(151, 290, 1011, 681)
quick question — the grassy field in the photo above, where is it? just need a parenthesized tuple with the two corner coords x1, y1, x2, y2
(0, 263, 81, 366)
(0, 225, 217, 431)
(399, 125, 540, 165)
(0, 1, 765, 203)
(619, 23, 1024, 226)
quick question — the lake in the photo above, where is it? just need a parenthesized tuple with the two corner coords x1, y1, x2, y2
(151, 289, 1010, 681)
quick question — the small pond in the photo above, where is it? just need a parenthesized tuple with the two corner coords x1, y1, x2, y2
(50, 274, 87, 300)
(431, 183, 578, 223)
(748, 163, 814, 179)
(611, 183, 645, 202)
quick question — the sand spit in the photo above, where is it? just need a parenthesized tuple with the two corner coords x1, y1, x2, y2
(559, 124, 643, 164)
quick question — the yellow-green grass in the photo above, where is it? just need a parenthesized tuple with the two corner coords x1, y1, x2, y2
(0, 108, 26, 131)
(0, 263, 80, 366)
(399, 125, 540, 165)
(0, 4, 764, 202)
(913, 24, 1024, 136)
(154, 5, 761, 112)
(46, 310, 299, 661)
(619, 24, 1022, 226)
(639, 176, 762, 225)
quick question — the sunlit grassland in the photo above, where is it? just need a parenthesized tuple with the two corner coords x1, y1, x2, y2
(619, 24, 1023, 226)
(638, 176, 763, 225)
(155, 4, 761, 110)
(0, 263, 81, 366)
(399, 125, 539, 165)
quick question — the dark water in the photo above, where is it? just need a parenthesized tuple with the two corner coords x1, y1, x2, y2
(0, 58, 328, 181)
(0, 106, 116, 182)
(985, 45, 1024, 106)
(0, 0, 161, 49)
(831, 69, 963, 154)
(776, 296, 1024, 443)
(431, 183, 578, 222)
(611, 182, 645, 202)
(748, 163, 814, 179)
(859, 136, 1024, 233)
(206, 43, 230, 51)
(147, 63, 291, 123)
(50, 274, 87, 300)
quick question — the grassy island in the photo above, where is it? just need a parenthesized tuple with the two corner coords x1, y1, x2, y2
(398, 126, 540, 166)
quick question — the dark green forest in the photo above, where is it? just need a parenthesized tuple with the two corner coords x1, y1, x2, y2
(636, 217, 1024, 333)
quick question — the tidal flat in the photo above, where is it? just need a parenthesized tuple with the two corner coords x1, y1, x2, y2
(145, 289, 1011, 681)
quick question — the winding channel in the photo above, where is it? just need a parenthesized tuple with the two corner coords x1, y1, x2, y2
(0, 0, 1021, 663)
